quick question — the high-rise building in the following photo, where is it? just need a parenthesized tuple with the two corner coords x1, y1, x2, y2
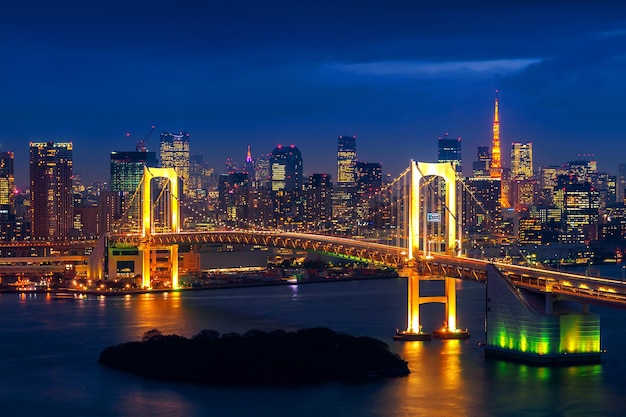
(559, 182, 600, 245)
(472, 146, 491, 177)
(306, 174, 333, 231)
(110, 151, 157, 193)
(437, 133, 462, 173)
(337, 135, 357, 187)
(159, 132, 190, 196)
(218, 172, 249, 227)
(510, 142, 533, 180)
(270, 145, 303, 227)
(618, 163, 626, 203)
(0, 152, 15, 212)
(463, 177, 502, 235)
(29, 141, 73, 240)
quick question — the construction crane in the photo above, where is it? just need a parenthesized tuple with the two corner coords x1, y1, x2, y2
(126, 125, 156, 152)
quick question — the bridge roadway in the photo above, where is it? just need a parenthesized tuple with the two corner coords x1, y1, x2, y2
(110, 230, 626, 307)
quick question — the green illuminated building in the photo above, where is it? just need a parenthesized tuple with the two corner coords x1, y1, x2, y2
(485, 264, 601, 364)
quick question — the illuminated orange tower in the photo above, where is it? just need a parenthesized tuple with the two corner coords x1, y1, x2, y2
(490, 90, 510, 209)
(490, 91, 501, 178)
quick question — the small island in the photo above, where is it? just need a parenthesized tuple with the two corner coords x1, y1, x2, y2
(98, 327, 410, 385)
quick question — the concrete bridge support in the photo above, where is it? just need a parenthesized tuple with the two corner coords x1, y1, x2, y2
(395, 269, 468, 341)
(485, 264, 601, 364)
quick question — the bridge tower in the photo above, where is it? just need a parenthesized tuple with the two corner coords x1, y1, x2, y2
(396, 160, 467, 340)
(140, 166, 180, 289)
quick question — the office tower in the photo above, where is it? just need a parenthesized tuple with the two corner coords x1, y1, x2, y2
(110, 151, 157, 193)
(558, 182, 600, 245)
(159, 132, 190, 196)
(245, 145, 254, 176)
(337, 135, 357, 187)
(254, 153, 270, 189)
(510, 142, 533, 180)
(354, 162, 382, 226)
(29, 141, 73, 240)
(437, 133, 462, 173)
(565, 159, 597, 184)
(462, 177, 502, 235)
(618, 163, 626, 203)
(0, 152, 15, 213)
(306, 174, 333, 231)
(334, 135, 357, 232)
(188, 154, 205, 196)
(472, 146, 491, 177)
(218, 172, 249, 227)
(270, 145, 303, 227)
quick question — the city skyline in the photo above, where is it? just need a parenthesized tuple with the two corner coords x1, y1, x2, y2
(3, 1, 626, 187)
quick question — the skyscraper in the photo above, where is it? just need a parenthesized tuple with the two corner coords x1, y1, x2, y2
(0, 152, 15, 212)
(29, 141, 73, 240)
(437, 133, 462, 173)
(306, 174, 333, 231)
(270, 145, 303, 227)
(337, 135, 357, 187)
(472, 146, 491, 177)
(334, 135, 357, 232)
(110, 151, 157, 193)
(160, 132, 190, 196)
(510, 142, 533, 180)
(618, 163, 626, 203)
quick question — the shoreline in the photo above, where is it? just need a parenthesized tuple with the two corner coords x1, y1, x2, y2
(0, 274, 399, 297)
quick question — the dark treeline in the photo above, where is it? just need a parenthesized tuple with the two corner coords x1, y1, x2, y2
(99, 327, 410, 385)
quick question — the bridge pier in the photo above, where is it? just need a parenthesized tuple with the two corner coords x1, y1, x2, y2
(485, 264, 601, 364)
(394, 270, 470, 341)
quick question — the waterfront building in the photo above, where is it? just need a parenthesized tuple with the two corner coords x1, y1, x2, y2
(29, 141, 73, 240)
(160, 132, 191, 196)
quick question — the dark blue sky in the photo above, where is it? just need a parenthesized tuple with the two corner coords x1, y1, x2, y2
(2, 1, 626, 188)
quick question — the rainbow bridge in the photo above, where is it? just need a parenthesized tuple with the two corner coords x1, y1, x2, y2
(102, 163, 626, 364)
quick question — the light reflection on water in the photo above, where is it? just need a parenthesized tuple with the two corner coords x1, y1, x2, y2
(1, 279, 626, 416)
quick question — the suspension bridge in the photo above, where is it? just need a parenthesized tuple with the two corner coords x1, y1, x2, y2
(99, 161, 626, 364)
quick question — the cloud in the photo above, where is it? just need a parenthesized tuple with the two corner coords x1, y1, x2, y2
(324, 58, 542, 79)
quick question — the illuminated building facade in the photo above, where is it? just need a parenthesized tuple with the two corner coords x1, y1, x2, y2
(159, 132, 190, 196)
(218, 172, 250, 227)
(437, 133, 462, 173)
(334, 135, 357, 232)
(472, 146, 491, 177)
(510, 142, 533, 180)
(337, 135, 357, 186)
(463, 177, 502, 235)
(618, 163, 626, 204)
(559, 182, 600, 244)
(270, 145, 303, 227)
(306, 174, 333, 231)
(0, 152, 15, 213)
(29, 141, 73, 240)
(110, 151, 157, 193)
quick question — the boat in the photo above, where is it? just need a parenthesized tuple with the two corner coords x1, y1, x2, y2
(52, 292, 76, 299)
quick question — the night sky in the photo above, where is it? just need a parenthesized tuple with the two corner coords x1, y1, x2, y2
(3, 1, 626, 188)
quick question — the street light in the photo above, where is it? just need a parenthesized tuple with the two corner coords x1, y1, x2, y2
(426, 240, 435, 259)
